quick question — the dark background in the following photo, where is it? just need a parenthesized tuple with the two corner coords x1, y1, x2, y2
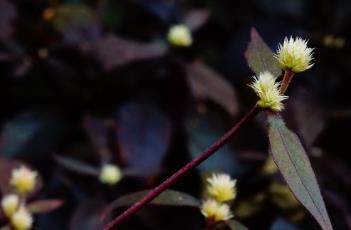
(0, 0, 350, 229)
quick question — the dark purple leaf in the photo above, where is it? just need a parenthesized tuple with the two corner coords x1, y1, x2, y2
(185, 61, 239, 116)
(27, 199, 64, 214)
(245, 28, 281, 77)
(53, 155, 100, 177)
(268, 114, 333, 230)
(0, 0, 17, 41)
(88, 35, 168, 71)
(116, 102, 172, 176)
(101, 189, 200, 220)
(183, 9, 210, 31)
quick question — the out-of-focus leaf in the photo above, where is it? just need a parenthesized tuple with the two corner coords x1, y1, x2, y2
(53, 155, 100, 177)
(269, 183, 301, 210)
(0, 157, 42, 195)
(70, 198, 105, 230)
(225, 220, 249, 230)
(27, 199, 64, 214)
(268, 114, 333, 230)
(83, 116, 112, 162)
(185, 61, 239, 116)
(44, 4, 101, 43)
(116, 102, 172, 176)
(186, 108, 246, 175)
(0, 0, 17, 41)
(86, 35, 168, 71)
(271, 217, 298, 230)
(135, 0, 178, 23)
(101, 189, 200, 220)
(0, 111, 63, 158)
(234, 193, 265, 218)
(183, 9, 210, 31)
(244, 28, 281, 77)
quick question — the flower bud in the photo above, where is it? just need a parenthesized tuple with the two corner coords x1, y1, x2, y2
(10, 166, 37, 195)
(201, 199, 233, 222)
(167, 24, 192, 47)
(1, 194, 19, 218)
(10, 205, 33, 230)
(207, 173, 237, 202)
(99, 164, 122, 185)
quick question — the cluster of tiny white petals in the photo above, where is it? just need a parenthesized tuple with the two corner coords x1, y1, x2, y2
(167, 24, 193, 47)
(1, 194, 19, 218)
(275, 37, 314, 73)
(10, 205, 33, 230)
(207, 173, 237, 202)
(10, 166, 37, 195)
(201, 199, 233, 222)
(250, 71, 288, 111)
(99, 164, 123, 185)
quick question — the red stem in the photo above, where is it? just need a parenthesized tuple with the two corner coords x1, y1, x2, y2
(279, 69, 295, 94)
(103, 105, 261, 230)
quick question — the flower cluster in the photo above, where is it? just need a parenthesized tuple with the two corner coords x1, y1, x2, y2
(99, 164, 123, 185)
(167, 24, 193, 47)
(200, 173, 237, 223)
(1, 166, 37, 230)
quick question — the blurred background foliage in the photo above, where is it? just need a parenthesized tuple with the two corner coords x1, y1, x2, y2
(0, 0, 351, 229)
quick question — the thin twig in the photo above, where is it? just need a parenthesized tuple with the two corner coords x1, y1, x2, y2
(279, 69, 295, 94)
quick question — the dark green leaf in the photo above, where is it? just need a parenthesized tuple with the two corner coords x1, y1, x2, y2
(244, 28, 281, 77)
(268, 114, 333, 230)
(101, 189, 200, 220)
(27, 199, 64, 214)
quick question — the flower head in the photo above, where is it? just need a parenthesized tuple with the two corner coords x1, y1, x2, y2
(275, 37, 314, 73)
(99, 164, 122, 185)
(10, 205, 33, 230)
(167, 24, 192, 47)
(1, 194, 19, 218)
(207, 173, 237, 202)
(201, 199, 233, 222)
(10, 166, 37, 195)
(250, 71, 288, 111)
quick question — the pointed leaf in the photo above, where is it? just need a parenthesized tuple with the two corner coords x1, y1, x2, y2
(245, 28, 281, 77)
(268, 114, 333, 230)
(53, 155, 100, 176)
(183, 9, 210, 31)
(225, 220, 248, 230)
(27, 199, 64, 214)
(101, 189, 200, 220)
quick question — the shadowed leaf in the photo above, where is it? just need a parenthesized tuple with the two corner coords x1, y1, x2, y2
(87, 35, 168, 71)
(185, 61, 239, 116)
(101, 189, 200, 220)
(27, 199, 64, 214)
(245, 28, 281, 77)
(268, 114, 333, 230)
(115, 102, 172, 176)
(0, 0, 17, 41)
(53, 155, 100, 176)
(183, 9, 210, 31)
(225, 220, 248, 230)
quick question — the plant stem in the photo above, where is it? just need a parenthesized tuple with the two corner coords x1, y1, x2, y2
(204, 219, 215, 230)
(103, 104, 261, 230)
(279, 69, 295, 94)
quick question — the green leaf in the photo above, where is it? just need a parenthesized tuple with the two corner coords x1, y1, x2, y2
(267, 114, 333, 230)
(224, 220, 248, 230)
(245, 28, 281, 77)
(101, 189, 200, 220)
(27, 199, 64, 214)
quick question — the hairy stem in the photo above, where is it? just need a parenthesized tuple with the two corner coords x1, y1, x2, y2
(279, 69, 295, 94)
(103, 105, 261, 230)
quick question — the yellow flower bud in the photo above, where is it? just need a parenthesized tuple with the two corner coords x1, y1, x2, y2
(275, 37, 314, 73)
(201, 199, 233, 222)
(1, 194, 19, 218)
(250, 71, 288, 111)
(207, 173, 237, 202)
(10, 166, 37, 195)
(167, 24, 192, 47)
(99, 164, 122, 185)
(10, 205, 33, 230)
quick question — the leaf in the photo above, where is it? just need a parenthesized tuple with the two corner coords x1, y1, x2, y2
(53, 155, 100, 177)
(225, 219, 248, 230)
(183, 9, 210, 31)
(271, 217, 298, 230)
(115, 102, 172, 176)
(87, 35, 168, 71)
(244, 28, 281, 77)
(268, 114, 333, 230)
(186, 108, 247, 175)
(0, 0, 17, 41)
(101, 189, 200, 220)
(185, 61, 239, 116)
(27, 199, 64, 214)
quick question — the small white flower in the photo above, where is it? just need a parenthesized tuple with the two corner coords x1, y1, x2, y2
(167, 24, 192, 47)
(201, 199, 233, 222)
(250, 71, 288, 111)
(1, 194, 19, 218)
(275, 36, 314, 73)
(99, 164, 122, 185)
(10, 166, 37, 195)
(207, 173, 237, 202)
(10, 205, 33, 230)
